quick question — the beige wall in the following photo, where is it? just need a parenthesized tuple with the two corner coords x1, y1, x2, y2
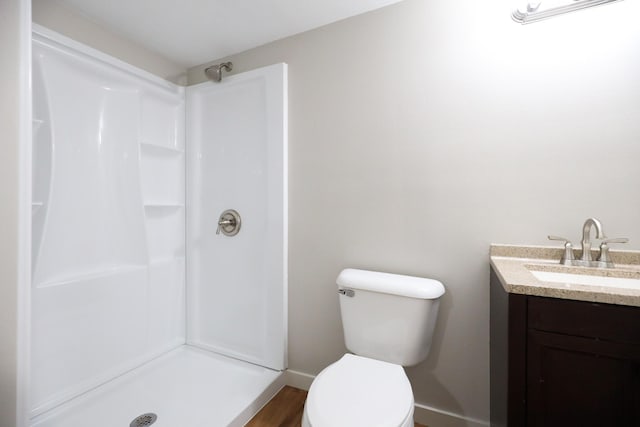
(32, 0, 186, 84)
(189, 0, 640, 422)
(0, 0, 29, 425)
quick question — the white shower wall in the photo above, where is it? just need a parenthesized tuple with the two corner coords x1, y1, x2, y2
(31, 27, 185, 416)
(186, 64, 288, 371)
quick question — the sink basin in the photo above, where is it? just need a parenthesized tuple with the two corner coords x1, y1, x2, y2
(529, 269, 640, 290)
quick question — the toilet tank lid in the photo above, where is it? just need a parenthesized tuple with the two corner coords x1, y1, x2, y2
(337, 268, 445, 299)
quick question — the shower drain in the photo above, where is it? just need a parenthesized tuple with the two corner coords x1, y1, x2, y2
(130, 413, 157, 427)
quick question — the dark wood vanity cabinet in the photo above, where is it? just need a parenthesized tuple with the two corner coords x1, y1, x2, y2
(490, 267, 640, 427)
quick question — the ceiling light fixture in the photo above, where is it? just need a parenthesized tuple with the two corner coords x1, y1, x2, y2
(512, 0, 623, 24)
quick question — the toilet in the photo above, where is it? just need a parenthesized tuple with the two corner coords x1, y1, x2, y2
(302, 268, 445, 427)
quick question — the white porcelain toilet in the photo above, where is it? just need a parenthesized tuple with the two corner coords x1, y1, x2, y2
(302, 268, 445, 427)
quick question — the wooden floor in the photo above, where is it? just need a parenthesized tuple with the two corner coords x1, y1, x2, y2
(246, 386, 427, 427)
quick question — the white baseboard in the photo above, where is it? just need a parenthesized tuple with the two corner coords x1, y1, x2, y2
(284, 369, 489, 427)
(413, 403, 489, 427)
(284, 368, 314, 391)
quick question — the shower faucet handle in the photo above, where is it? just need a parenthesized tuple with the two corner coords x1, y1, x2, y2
(216, 209, 242, 236)
(216, 219, 234, 234)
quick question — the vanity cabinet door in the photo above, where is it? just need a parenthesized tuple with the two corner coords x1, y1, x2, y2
(526, 329, 640, 427)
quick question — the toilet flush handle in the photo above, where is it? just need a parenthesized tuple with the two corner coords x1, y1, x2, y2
(338, 289, 355, 297)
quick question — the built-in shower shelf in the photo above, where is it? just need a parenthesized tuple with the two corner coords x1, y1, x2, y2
(35, 264, 148, 289)
(149, 256, 185, 266)
(33, 118, 44, 136)
(144, 203, 184, 209)
(140, 141, 184, 154)
(32, 201, 44, 214)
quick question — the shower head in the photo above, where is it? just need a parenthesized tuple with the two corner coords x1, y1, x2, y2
(204, 62, 233, 82)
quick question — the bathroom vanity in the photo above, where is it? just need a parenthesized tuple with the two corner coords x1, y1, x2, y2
(489, 245, 640, 427)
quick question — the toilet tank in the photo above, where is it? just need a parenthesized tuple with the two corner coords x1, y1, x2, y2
(337, 268, 445, 367)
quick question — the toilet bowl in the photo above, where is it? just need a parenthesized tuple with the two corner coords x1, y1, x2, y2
(302, 268, 444, 427)
(302, 354, 414, 427)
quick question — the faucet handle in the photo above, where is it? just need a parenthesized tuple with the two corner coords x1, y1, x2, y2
(600, 237, 629, 245)
(548, 235, 575, 264)
(548, 235, 572, 243)
(597, 237, 628, 266)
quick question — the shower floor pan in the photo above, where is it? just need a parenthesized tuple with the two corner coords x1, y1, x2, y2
(31, 345, 285, 427)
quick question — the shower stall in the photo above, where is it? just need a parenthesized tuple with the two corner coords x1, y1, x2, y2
(28, 25, 287, 426)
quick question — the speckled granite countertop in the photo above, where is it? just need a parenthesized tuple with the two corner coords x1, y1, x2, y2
(490, 244, 640, 307)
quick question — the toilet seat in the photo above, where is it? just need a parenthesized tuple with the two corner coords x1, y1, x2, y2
(303, 354, 414, 427)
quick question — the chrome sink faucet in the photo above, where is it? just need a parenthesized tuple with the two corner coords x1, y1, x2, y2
(548, 217, 628, 268)
(580, 217, 604, 262)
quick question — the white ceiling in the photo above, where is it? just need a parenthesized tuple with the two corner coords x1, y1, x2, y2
(59, 0, 404, 68)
